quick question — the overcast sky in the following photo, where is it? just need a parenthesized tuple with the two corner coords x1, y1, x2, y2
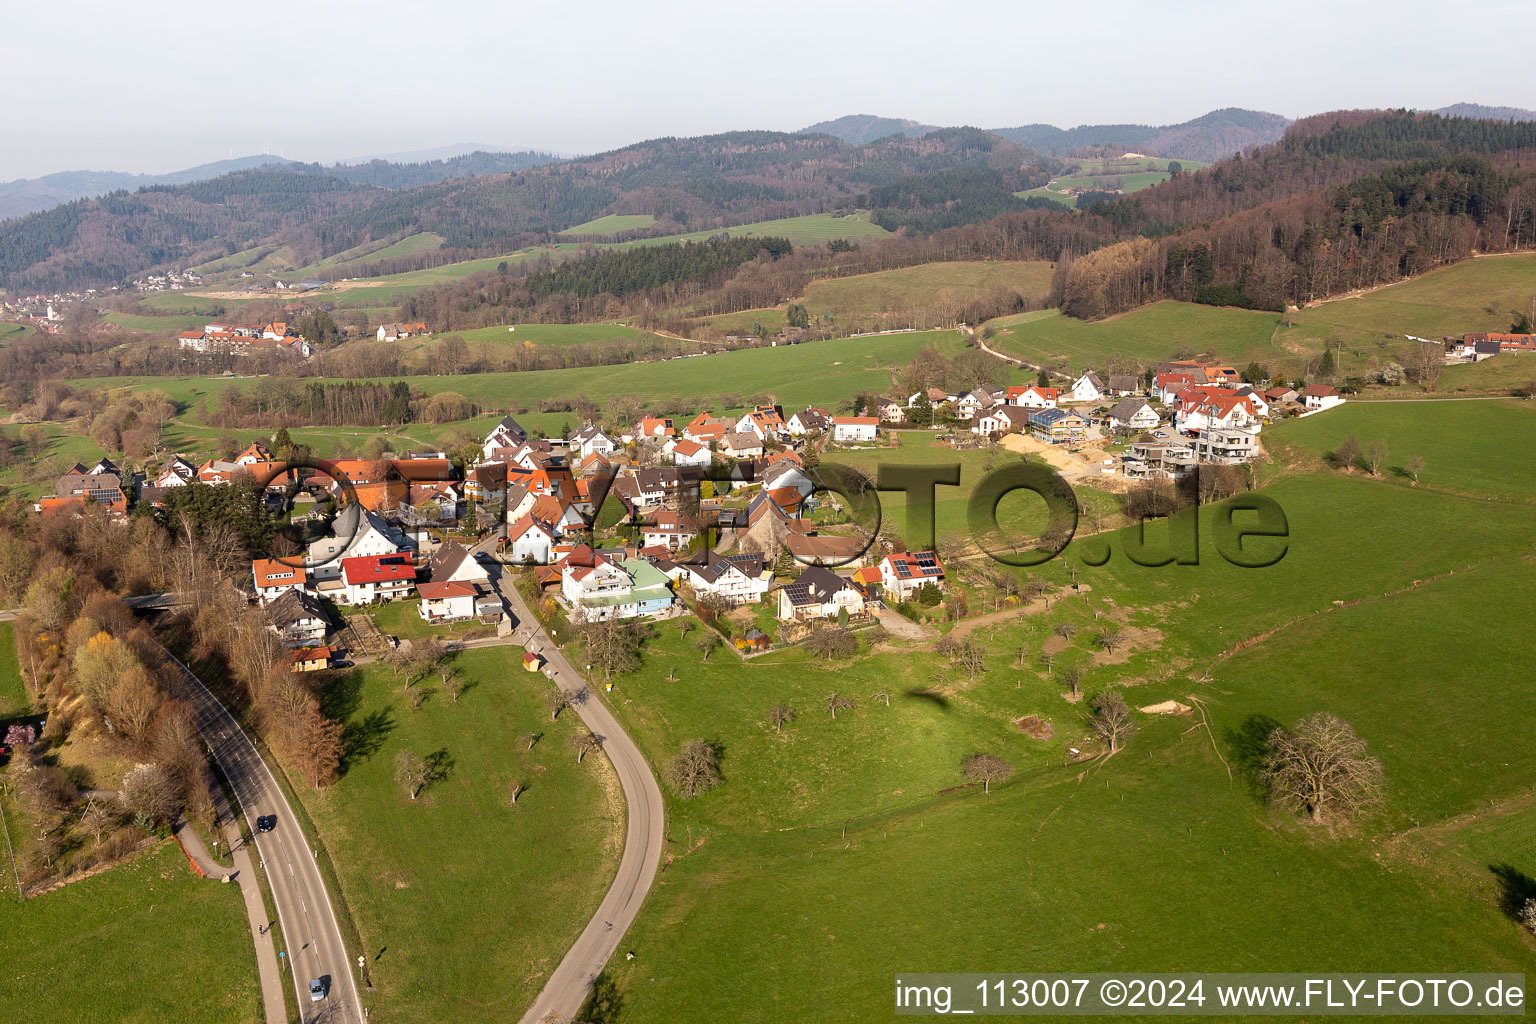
(6, 0, 1532, 181)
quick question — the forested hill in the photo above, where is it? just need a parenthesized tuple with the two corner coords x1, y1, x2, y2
(1058, 112, 1536, 319)
(0, 130, 1045, 292)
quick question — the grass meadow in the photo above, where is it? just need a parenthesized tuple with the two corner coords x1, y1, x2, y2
(568, 397, 1536, 1020)
(0, 844, 261, 1024)
(988, 302, 1287, 372)
(294, 647, 623, 1022)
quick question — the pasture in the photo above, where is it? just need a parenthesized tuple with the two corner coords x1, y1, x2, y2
(560, 213, 657, 235)
(88, 328, 973, 421)
(799, 260, 1055, 325)
(585, 455, 1536, 1021)
(0, 844, 261, 1024)
(293, 647, 622, 1023)
(987, 302, 1287, 372)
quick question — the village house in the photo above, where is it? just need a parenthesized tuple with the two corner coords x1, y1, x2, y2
(264, 589, 332, 648)
(1067, 371, 1106, 403)
(665, 438, 713, 468)
(879, 551, 946, 601)
(873, 397, 907, 424)
(1191, 426, 1260, 465)
(506, 514, 558, 564)
(955, 385, 1003, 421)
(562, 554, 674, 622)
(334, 552, 416, 606)
(1300, 383, 1345, 412)
(1107, 397, 1160, 434)
(784, 530, 868, 566)
(735, 405, 788, 440)
(288, 647, 333, 673)
(376, 321, 428, 341)
(415, 542, 500, 624)
(1174, 387, 1263, 435)
(721, 431, 765, 460)
(154, 455, 198, 489)
(481, 415, 528, 459)
(641, 510, 700, 551)
(1106, 373, 1143, 397)
(907, 387, 954, 409)
(1031, 407, 1087, 444)
(670, 550, 772, 605)
(568, 424, 618, 459)
(1008, 384, 1059, 409)
(634, 415, 675, 439)
(682, 414, 733, 445)
(786, 407, 831, 435)
(975, 406, 1032, 437)
(830, 416, 879, 443)
(777, 566, 867, 622)
(252, 558, 307, 604)
(307, 505, 410, 582)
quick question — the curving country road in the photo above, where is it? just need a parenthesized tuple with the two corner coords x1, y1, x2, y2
(161, 646, 365, 1024)
(471, 542, 666, 1024)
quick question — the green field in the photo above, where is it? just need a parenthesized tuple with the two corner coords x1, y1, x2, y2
(614, 211, 892, 249)
(0, 622, 26, 716)
(988, 302, 1288, 372)
(0, 844, 261, 1024)
(306, 232, 444, 273)
(1016, 157, 1207, 207)
(0, 322, 33, 343)
(1264, 397, 1536, 502)
(804, 260, 1054, 320)
(88, 328, 973, 420)
(576, 408, 1536, 1019)
(294, 646, 621, 1022)
(561, 213, 658, 235)
(102, 311, 208, 333)
(391, 321, 666, 359)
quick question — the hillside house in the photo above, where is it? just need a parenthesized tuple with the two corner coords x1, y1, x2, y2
(569, 424, 618, 459)
(666, 438, 712, 468)
(777, 566, 867, 622)
(265, 589, 331, 648)
(1068, 372, 1106, 403)
(673, 551, 772, 605)
(721, 431, 765, 459)
(336, 552, 416, 606)
(873, 397, 906, 424)
(975, 406, 1032, 437)
(1301, 384, 1344, 412)
(252, 558, 307, 604)
(879, 550, 945, 601)
(1106, 374, 1143, 397)
(306, 505, 410, 582)
(506, 514, 557, 564)
(831, 417, 879, 443)
(1107, 397, 1159, 434)
(1008, 385, 1059, 409)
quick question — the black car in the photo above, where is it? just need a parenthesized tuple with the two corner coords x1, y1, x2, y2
(256, 814, 278, 833)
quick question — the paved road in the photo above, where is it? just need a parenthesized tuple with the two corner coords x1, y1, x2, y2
(470, 540, 666, 1024)
(161, 646, 364, 1024)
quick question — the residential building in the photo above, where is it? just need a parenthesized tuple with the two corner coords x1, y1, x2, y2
(641, 510, 700, 551)
(873, 397, 906, 424)
(506, 514, 557, 564)
(1008, 385, 1059, 409)
(786, 407, 831, 435)
(1030, 408, 1088, 444)
(1106, 374, 1143, 397)
(1107, 397, 1159, 434)
(337, 553, 416, 606)
(306, 505, 409, 582)
(735, 405, 788, 440)
(568, 424, 618, 459)
(1191, 427, 1260, 465)
(667, 438, 713, 468)
(252, 558, 307, 604)
(721, 431, 765, 459)
(563, 555, 674, 622)
(1068, 371, 1106, 403)
(264, 588, 332, 648)
(879, 551, 946, 601)
(674, 551, 772, 605)
(830, 416, 879, 443)
(975, 406, 1032, 437)
(1301, 384, 1345, 412)
(777, 566, 867, 622)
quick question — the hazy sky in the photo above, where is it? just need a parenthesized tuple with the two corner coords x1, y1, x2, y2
(6, 0, 1532, 180)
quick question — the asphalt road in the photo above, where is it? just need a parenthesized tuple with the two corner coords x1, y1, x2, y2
(471, 541, 666, 1024)
(162, 646, 365, 1024)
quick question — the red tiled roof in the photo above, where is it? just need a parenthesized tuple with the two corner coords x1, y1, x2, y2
(341, 553, 415, 585)
(253, 558, 307, 589)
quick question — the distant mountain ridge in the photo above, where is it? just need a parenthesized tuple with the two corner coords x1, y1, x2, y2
(801, 107, 1294, 162)
(0, 154, 297, 221)
(1429, 103, 1536, 122)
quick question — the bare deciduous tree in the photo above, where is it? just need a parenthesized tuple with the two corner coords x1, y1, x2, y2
(1366, 439, 1388, 477)
(962, 753, 1015, 794)
(1061, 665, 1084, 698)
(394, 750, 429, 801)
(1262, 712, 1384, 824)
(1333, 436, 1361, 471)
(549, 690, 571, 721)
(1054, 621, 1077, 641)
(567, 731, 601, 764)
(664, 739, 721, 799)
(1404, 454, 1424, 484)
(870, 690, 891, 707)
(520, 732, 540, 752)
(694, 632, 721, 663)
(824, 692, 856, 719)
(1090, 690, 1136, 753)
(1094, 629, 1125, 653)
(768, 703, 796, 732)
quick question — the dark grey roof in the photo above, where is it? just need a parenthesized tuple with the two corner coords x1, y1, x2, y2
(428, 541, 473, 582)
(265, 588, 331, 626)
(1107, 374, 1142, 392)
(782, 566, 857, 606)
(1109, 397, 1154, 422)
